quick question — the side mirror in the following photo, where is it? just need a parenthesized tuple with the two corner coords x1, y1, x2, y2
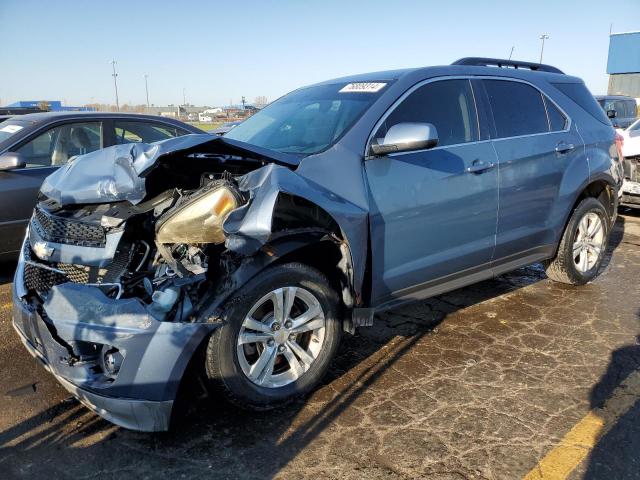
(370, 122, 438, 156)
(607, 109, 617, 119)
(0, 152, 26, 171)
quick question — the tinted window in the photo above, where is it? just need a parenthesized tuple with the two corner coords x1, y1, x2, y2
(625, 100, 638, 118)
(114, 121, 184, 144)
(484, 80, 548, 138)
(374, 79, 478, 147)
(553, 83, 610, 125)
(544, 97, 567, 131)
(15, 122, 102, 167)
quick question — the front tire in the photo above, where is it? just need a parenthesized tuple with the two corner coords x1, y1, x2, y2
(545, 197, 610, 285)
(205, 262, 341, 410)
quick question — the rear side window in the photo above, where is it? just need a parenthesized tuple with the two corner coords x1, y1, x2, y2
(374, 79, 479, 147)
(544, 97, 567, 131)
(625, 100, 638, 118)
(483, 80, 548, 138)
(114, 121, 185, 145)
(553, 83, 611, 125)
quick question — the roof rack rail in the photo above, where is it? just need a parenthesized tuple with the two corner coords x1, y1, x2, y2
(452, 57, 564, 75)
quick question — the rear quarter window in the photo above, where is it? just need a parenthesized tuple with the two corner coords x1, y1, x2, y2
(552, 83, 611, 125)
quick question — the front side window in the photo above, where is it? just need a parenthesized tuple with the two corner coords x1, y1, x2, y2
(15, 122, 102, 167)
(484, 80, 549, 138)
(373, 79, 479, 148)
(114, 121, 185, 144)
(225, 82, 387, 155)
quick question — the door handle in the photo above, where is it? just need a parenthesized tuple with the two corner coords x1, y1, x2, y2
(555, 142, 575, 154)
(465, 161, 496, 174)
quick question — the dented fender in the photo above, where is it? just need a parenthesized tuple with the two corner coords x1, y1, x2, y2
(223, 163, 368, 302)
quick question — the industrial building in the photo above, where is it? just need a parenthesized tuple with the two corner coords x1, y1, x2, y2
(607, 31, 640, 98)
(3, 100, 94, 112)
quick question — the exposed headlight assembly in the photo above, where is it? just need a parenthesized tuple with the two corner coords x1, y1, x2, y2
(156, 184, 240, 244)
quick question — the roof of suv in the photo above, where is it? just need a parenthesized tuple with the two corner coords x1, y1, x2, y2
(313, 58, 580, 88)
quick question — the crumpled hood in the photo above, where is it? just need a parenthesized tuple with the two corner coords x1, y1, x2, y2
(40, 134, 300, 206)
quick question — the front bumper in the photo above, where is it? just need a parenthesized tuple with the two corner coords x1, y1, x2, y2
(621, 180, 640, 208)
(12, 259, 218, 432)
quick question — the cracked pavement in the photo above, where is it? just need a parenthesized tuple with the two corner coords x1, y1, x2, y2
(1, 210, 639, 479)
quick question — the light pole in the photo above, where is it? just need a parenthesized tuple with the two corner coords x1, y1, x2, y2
(110, 59, 120, 111)
(539, 34, 549, 63)
(182, 88, 186, 106)
(144, 74, 150, 110)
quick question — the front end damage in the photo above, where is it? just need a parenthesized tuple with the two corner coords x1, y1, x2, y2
(13, 135, 363, 431)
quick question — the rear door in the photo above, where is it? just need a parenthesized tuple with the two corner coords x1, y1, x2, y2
(480, 79, 582, 264)
(0, 121, 103, 255)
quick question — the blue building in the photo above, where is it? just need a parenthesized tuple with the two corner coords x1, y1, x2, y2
(5, 100, 95, 112)
(607, 31, 640, 97)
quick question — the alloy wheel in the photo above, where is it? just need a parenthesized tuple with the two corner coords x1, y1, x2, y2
(236, 287, 326, 388)
(573, 211, 605, 273)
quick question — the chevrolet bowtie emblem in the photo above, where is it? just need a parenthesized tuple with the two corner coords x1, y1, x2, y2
(32, 241, 54, 259)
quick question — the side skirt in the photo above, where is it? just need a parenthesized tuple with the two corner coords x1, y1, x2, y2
(367, 244, 555, 317)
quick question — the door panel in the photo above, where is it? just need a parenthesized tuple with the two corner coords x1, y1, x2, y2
(366, 141, 498, 304)
(0, 167, 55, 254)
(480, 78, 582, 261)
(0, 121, 104, 255)
(491, 131, 581, 258)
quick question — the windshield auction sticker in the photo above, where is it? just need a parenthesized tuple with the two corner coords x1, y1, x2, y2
(0, 125, 23, 133)
(339, 82, 387, 93)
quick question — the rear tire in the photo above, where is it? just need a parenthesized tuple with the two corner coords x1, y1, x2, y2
(544, 197, 610, 285)
(205, 262, 341, 410)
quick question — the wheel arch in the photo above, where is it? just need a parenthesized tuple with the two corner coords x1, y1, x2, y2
(553, 176, 617, 257)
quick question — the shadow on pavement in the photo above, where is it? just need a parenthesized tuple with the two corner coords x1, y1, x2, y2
(583, 306, 640, 479)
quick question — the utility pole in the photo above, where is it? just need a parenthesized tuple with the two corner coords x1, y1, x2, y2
(144, 74, 150, 110)
(508, 46, 515, 60)
(182, 88, 186, 106)
(110, 59, 120, 111)
(539, 34, 549, 63)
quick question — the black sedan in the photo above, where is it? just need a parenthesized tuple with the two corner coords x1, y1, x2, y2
(0, 112, 204, 258)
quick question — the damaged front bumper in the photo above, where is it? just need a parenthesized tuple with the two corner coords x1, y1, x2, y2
(12, 256, 218, 432)
(621, 179, 640, 207)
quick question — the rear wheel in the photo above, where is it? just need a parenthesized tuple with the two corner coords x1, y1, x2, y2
(544, 197, 610, 285)
(205, 263, 341, 410)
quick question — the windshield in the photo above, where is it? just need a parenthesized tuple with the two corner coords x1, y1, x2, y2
(225, 82, 388, 154)
(0, 120, 28, 143)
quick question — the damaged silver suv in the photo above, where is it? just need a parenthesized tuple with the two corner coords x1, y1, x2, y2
(13, 58, 621, 431)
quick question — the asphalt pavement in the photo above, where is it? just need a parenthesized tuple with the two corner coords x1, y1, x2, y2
(1, 210, 639, 480)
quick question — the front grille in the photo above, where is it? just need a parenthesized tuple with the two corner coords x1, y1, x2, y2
(32, 206, 106, 248)
(22, 241, 131, 295)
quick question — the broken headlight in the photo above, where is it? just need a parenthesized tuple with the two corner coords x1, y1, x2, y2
(156, 185, 239, 244)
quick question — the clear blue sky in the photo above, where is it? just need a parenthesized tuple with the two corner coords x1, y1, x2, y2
(1, 0, 639, 107)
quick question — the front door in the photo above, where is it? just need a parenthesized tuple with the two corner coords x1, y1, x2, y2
(365, 79, 499, 306)
(0, 121, 103, 255)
